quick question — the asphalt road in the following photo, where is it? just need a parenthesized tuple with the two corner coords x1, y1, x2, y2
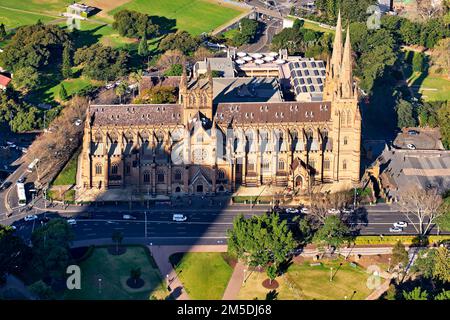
(8, 203, 443, 246)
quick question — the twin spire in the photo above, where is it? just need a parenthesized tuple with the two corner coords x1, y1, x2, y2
(324, 10, 355, 100)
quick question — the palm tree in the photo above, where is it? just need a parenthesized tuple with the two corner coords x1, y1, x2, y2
(112, 230, 123, 254)
(115, 81, 128, 104)
(130, 267, 142, 285)
(128, 70, 143, 97)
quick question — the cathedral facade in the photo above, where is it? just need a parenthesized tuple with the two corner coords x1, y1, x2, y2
(78, 14, 361, 197)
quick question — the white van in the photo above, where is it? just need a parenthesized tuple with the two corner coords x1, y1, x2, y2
(173, 214, 187, 222)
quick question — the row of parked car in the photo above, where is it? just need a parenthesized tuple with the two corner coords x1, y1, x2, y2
(281, 206, 354, 215)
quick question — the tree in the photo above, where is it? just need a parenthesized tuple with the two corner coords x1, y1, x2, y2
(74, 44, 129, 81)
(412, 52, 426, 72)
(112, 10, 159, 38)
(437, 101, 450, 149)
(194, 47, 214, 61)
(30, 219, 74, 282)
(403, 287, 429, 300)
(416, 0, 444, 20)
(0, 226, 30, 284)
(0, 23, 7, 40)
(396, 99, 417, 129)
(431, 38, 450, 77)
(156, 49, 185, 70)
(112, 230, 124, 254)
(29, 280, 56, 300)
(434, 290, 450, 300)
(11, 67, 40, 92)
(59, 83, 68, 101)
(130, 267, 142, 285)
(227, 213, 296, 268)
(128, 70, 143, 96)
(159, 31, 200, 55)
(133, 86, 177, 104)
(62, 42, 72, 79)
(163, 64, 183, 76)
(115, 81, 128, 104)
(391, 241, 409, 270)
(138, 34, 149, 57)
(266, 264, 277, 285)
(312, 215, 349, 251)
(398, 187, 444, 236)
(413, 247, 450, 283)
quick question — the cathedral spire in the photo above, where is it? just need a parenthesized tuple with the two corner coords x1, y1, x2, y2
(330, 10, 343, 79)
(340, 24, 353, 99)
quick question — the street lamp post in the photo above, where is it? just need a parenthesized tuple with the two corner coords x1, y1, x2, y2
(98, 278, 102, 294)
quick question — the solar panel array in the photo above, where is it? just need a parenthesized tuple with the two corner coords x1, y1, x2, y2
(287, 59, 326, 100)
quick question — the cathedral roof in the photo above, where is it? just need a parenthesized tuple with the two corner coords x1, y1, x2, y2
(90, 104, 183, 126)
(215, 101, 331, 125)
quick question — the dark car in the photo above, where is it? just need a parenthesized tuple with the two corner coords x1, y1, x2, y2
(407, 130, 419, 135)
(0, 181, 12, 191)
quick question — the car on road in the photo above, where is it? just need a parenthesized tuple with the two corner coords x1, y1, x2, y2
(74, 119, 82, 126)
(67, 219, 77, 225)
(285, 207, 299, 214)
(393, 221, 408, 228)
(327, 208, 341, 214)
(406, 143, 416, 150)
(300, 207, 310, 214)
(173, 214, 187, 222)
(407, 130, 419, 135)
(342, 208, 354, 214)
(0, 181, 12, 191)
(24, 214, 38, 222)
(17, 177, 25, 183)
(389, 227, 403, 233)
(123, 214, 137, 220)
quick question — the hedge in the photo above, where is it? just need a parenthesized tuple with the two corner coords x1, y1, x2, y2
(352, 235, 450, 246)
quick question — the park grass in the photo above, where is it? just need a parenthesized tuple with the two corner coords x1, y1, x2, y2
(0, 0, 70, 28)
(109, 0, 243, 35)
(64, 246, 168, 300)
(47, 77, 100, 101)
(238, 258, 374, 300)
(170, 252, 233, 300)
(408, 72, 450, 102)
(286, 15, 334, 34)
(52, 150, 79, 186)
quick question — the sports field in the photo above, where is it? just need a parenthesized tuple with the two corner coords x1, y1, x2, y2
(109, 0, 244, 35)
(0, 0, 70, 28)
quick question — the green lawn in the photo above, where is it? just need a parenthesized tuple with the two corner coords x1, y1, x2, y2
(64, 246, 168, 300)
(52, 151, 79, 186)
(0, 0, 70, 28)
(109, 0, 244, 35)
(47, 77, 100, 102)
(408, 71, 450, 102)
(238, 259, 375, 300)
(170, 252, 233, 300)
(286, 16, 335, 34)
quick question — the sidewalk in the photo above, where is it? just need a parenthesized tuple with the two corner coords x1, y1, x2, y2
(222, 261, 246, 300)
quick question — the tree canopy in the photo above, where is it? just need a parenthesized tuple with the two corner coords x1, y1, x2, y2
(159, 31, 200, 55)
(227, 213, 296, 268)
(112, 10, 160, 38)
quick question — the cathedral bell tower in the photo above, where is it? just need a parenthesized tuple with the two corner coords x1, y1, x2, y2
(179, 62, 214, 125)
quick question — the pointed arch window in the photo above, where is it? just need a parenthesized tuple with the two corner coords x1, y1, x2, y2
(343, 136, 348, 145)
(143, 171, 151, 184)
(157, 170, 165, 183)
(111, 163, 119, 175)
(174, 169, 182, 181)
(343, 160, 347, 170)
(95, 163, 102, 175)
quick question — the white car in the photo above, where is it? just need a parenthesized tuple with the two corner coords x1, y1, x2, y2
(74, 119, 82, 126)
(406, 144, 416, 150)
(173, 214, 187, 222)
(300, 207, 310, 214)
(393, 221, 408, 228)
(285, 208, 299, 214)
(123, 214, 136, 220)
(327, 208, 341, 214)
(342, 208, 353, 214)
(389, 227, 403, 233)
(24, 215, 38, 222)
(67, 219, 77, 225)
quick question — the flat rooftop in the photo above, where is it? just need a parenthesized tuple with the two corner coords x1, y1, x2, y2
(213, 77, 283, 104)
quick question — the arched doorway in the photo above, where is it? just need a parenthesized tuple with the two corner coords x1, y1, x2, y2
(295, 175, 303, 188)
(196, 184, 204, 193)
(175, 186, 181, 193)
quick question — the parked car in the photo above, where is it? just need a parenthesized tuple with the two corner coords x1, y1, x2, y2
(24, 214, 38, 222)
(285, 208, 299, 214)
(0, 181, 12, 191)
(300, 207, 310, 214)
(123, 214, 137, 220)
(17, 177, 25, 183)
(393, 221, 408, 228)
(173, 214, 187, 222)
(342, 208, 354, 214)
(327, 208, 341, 214)
(406, 143, 416, 150)
(407, 130, 419, 135)
(74, 119, 82, 126)
(389, 227, 403, 233)
(67, 219, 77, 225)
